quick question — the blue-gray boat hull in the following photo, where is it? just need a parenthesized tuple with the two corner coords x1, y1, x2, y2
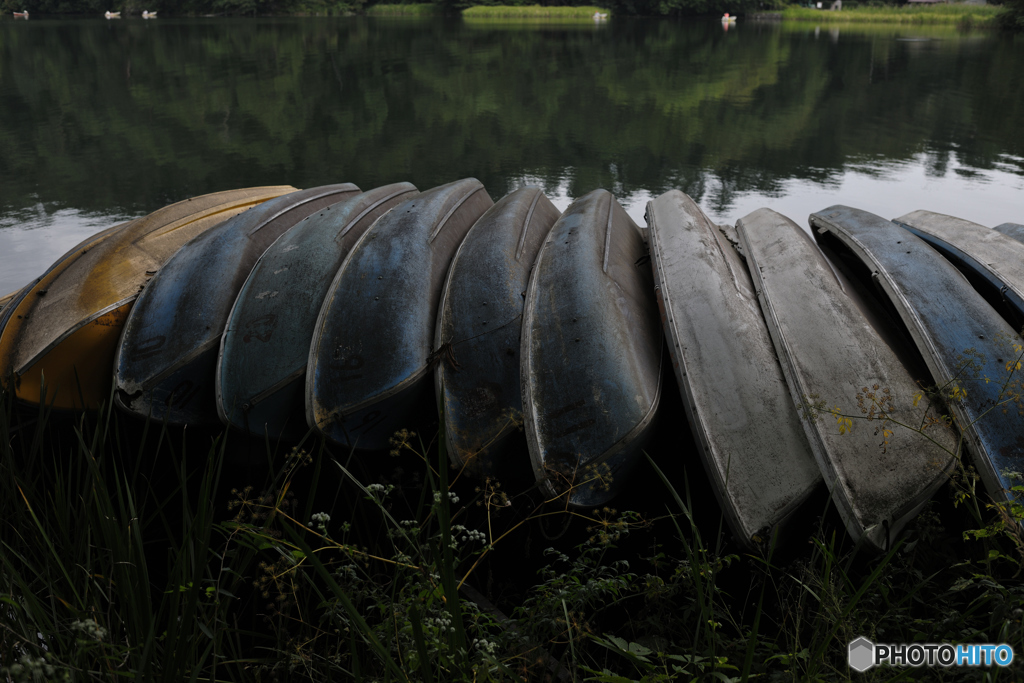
(217, 183, 418, 440)
(521, 189, 663, 508)
(810, 205, 1024, 513)
(114, 183, 360, 425)
(434, 187, 561, 476)
(893, 210, 1024, 331)
(307, 179, 494, 450)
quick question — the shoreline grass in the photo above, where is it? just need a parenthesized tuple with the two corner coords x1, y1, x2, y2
(780, 3, 1001, 27)
(3, 383, 1024, 680)
(366, 3, 441, 16)
(463, 5, 609, 19)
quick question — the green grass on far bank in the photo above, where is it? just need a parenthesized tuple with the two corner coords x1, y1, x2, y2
(463, 4, 609, 18)
(781, 3, 1001, 27)
(366, 3, 441, 15)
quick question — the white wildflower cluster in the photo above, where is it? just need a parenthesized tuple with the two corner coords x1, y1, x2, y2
(3, 654, 69, 683)
(449, 524, 487, 549)
(366, 483, 395, 502)
(432, 490, 460, 505)
(427, 613, 456, 634)
(71, 618, 107, 642)
(472, 637, 497, 655)
(309, 512, 331, 533)
(463, 529, 487, 545)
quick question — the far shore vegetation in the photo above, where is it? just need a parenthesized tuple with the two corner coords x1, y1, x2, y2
(366, 2, 440, 14)
(2, 0, 1022, 28)
(463, 4, 607, 18)
(780, 3, 1003, 27)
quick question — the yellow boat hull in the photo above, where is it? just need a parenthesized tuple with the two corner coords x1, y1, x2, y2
(0, 186, 296, 410)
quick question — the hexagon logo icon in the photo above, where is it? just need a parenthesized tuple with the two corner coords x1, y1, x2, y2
(848, 637, 875, 672)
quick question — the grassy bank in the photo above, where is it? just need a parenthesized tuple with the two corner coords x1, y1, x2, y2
(463, 5, 609, 18)
(366, 3, 442, 16)
(2, 386, 1024, 681)
(781, 3, 1002, 27)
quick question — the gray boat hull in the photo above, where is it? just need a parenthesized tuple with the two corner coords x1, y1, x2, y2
(894, 210, 1024, 330)
(739, 207, 956, 552)
(994, 223, 1024, 243)
(647, 191, 820, 548)
(811, 205, 1024, 516)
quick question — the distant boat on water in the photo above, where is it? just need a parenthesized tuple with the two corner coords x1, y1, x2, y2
(13, 10, 28, 18)
(105, 11, 121, 19)
(142, 10, 157, 18)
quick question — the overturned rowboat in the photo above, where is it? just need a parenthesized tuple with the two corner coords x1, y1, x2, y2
(307, 179, 493, 450)
(114, 184, 359, 425)
(0, 186, 293, 410)
(647, 191, 820, 548)
(522, 189, 663, 508)
(217, 183, 417, 440)
(893, 210, 1024, 331)
(739, 207, 956, 553)
(435, 186, 561, 476)
(811, 205, 1024, 520)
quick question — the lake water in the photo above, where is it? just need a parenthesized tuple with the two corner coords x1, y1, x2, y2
(0, 15, 1022, 294)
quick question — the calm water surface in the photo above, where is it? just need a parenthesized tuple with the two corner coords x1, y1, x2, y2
(0, 16, 1022, 294)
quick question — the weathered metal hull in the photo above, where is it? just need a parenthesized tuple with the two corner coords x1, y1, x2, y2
(114, 184, 359, 425)
(0, 289, 19, 311)
(647, 191, 820, 548)
(739, 208, 956, 552)
(810, 205, 1024, 519)
(307, 179, 494, 450)
(893, 210, 1024, 329)
(216, 183, 417, 440)
(434, 187, 561, 475)
(0, 187, 294, 410)
(521, 189, 663, 508)
(994, 223, 1024, 243)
